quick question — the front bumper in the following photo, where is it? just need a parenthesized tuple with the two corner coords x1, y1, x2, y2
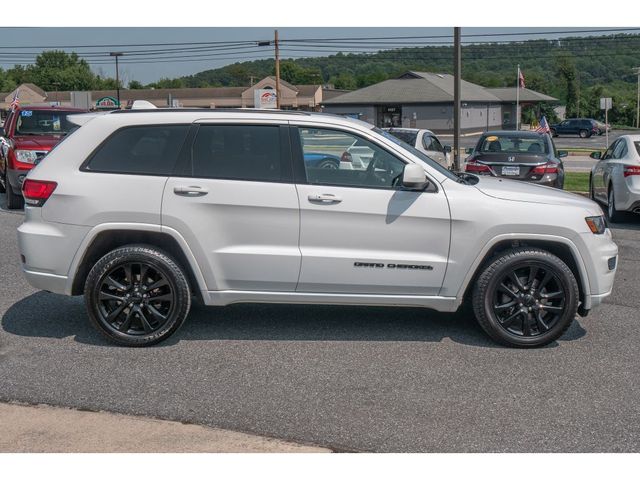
(579, 229, 618, 309)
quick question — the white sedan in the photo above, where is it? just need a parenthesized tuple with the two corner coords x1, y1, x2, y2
(589, 134, 640, 222)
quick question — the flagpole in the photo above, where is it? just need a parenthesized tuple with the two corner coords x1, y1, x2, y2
(516, 64, 520, 131)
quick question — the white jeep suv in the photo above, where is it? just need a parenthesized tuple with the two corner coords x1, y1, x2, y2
(17, 109, 618, 347)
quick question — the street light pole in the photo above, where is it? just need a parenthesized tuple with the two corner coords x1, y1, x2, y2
(634, 67, 640, 129)
(275, 30, 281, 109)
(110, 52, 124, 108)
(453, 27, 461, 172)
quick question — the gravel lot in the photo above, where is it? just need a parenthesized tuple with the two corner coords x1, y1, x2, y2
(0, 200, 639, 452)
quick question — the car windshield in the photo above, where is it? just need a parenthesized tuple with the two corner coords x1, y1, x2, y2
(387, 130, 418, 146)
(15, 110, 79, 135)
(635, 141, 640, 156)
(374, 127, 458, 180)
(478, 134, 548, 154)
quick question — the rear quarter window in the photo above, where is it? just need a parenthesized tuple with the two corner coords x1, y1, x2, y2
(85, 125, 190, 175)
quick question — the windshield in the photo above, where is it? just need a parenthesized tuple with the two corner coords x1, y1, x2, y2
(478, 134, 548, 154)
(387, 130, 418, 146)
(374, 127, 458, 180)
(15, 110, 80, 136)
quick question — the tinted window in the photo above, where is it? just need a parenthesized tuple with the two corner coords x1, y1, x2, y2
(15, 109, 81, 135)
(423, 135, 443, 152)
(191, 125, 282, 181)
(634, 142, 640, 156)
(478, 134, 548, 154)
(612, 139, 627, 159)
(299, 127, 405, 189)
(87, 125, 189, 175)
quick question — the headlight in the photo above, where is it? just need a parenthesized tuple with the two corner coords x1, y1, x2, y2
(585, 216, 606, 234)
(15, 150, 40, 164)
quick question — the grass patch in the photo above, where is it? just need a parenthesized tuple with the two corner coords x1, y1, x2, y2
(564, 172, 590, 192)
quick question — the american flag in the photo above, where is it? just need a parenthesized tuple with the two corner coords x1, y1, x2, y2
(536, 116, 551, 134)
(518, 68, 526, 89)
(9, 88, 20, 110)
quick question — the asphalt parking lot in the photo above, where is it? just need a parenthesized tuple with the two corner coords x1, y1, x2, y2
(1, 201, 639, 452)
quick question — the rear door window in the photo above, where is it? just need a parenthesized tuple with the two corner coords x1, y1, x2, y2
(86, 125, 189, 175)
(191, 124, 284, 182)
(423, 135, 444, 152)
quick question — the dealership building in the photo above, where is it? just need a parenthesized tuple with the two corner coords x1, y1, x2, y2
(321, 71, 557, 133)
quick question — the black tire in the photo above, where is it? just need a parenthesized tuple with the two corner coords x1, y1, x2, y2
(471, 248, 579, 348)
(607, 186, 625, 223)
(5, 179, 24, 209)
(579, 129, 590, 138)
(589, 174, 597, 202)
(317, 158, 339, 170)
(84, 245, 191, 347)
(0, 167, 6, 194)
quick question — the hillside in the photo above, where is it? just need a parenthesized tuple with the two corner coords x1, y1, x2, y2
(180, 34, 640, 125)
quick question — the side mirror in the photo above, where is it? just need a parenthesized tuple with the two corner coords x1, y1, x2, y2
(402, 164, 428, 190)
(590, 151, 602, 160)
(443, 145, 452, 153)
(557, 150, 568, 158)
(465, 147, 474, 154)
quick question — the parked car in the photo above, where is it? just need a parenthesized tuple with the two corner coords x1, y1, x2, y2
(383, 127, 452, 168)
(0, 105, 87, 209)
(18, 109, 617, 348)
(594, 121, 609, 135)
(550, 118, 601, 138)
(589, 134, 640, 222)
(464, 131, 567, 188)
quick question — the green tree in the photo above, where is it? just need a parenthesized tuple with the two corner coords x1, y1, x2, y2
(128, 80, 144, 89)
(554, 53, 579, 117)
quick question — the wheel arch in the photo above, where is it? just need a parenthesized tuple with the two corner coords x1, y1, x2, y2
(458, 235, 590, 314)
(69, 225, 207, 300)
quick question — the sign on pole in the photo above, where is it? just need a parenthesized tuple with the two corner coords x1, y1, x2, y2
(600, 97, 612, 147)
(600, 97, 612, 110)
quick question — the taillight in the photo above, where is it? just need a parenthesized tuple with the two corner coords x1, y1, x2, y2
(465, 159, 492, 174)
(340, 152, 352, 163)
(623, 165, 640, 177)
(22, 179, 57, 206)
(531, 162, 559, 175)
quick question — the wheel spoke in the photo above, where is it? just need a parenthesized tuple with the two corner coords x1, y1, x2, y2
(99, 291, 126, 302)
(540, 291, 563, 300)
(123, 264, 133, 287)
(541, 305, 564, 313)
(106, 301, 127, 322)
(500, 310, 522, 328)
(526, 266, 539, 289)
(509, 272, 525, 292)
(104, 275, 127, 292)
(498, 283, 518, 298)
(494, 300, 517, 311)
(534, 311, 550, 332)
(139, 264, 149, 285)
(138, 308, 153, 333)
(149, 293, 173, 302)
(522, 315, 532, 336)
(118, 308, 135, 332)
(538, 271, 554, 290)
(147, 278, 169, 291)
(146, 304, 167, 322)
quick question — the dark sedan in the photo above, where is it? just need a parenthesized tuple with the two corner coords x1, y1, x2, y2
(464, 131, 567, 189)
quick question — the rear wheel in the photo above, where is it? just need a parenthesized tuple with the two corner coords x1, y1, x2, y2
(5, 179, 24, 209)
(472, 248, 579, 348)
(579, 129, 590, 138)
(607, 186, 625, 223)
(84, 245, 191, 347)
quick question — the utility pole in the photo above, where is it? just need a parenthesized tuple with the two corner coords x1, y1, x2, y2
(453, 27, 461, 171)
(110, 52, 124, 108)
(275, 29, 281, 109)
(634, 67, 640, 129)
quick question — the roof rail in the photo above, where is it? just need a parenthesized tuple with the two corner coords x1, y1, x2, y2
(110, 108, 312, 115)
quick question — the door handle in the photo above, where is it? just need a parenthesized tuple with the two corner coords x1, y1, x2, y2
(173, 185, 208, 196)
(308, 193, 342, 204)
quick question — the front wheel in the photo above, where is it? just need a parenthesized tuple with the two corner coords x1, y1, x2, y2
(579, 129, 590, 138)
(472, 248, 579, 348)
(84, 245, 191, 347)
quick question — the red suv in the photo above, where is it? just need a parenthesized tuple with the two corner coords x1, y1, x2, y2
(0, 105, 87, 209)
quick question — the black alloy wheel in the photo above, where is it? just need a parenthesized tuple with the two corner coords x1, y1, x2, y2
(491, 263, 566, 337)
(85, 245, 191, 346)
(472, 248, 579, 348)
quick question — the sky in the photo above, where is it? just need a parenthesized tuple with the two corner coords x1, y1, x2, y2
(0, 27, 637, 84)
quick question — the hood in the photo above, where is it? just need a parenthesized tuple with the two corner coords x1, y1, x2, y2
(12, 134, 65, 151)
(475, 152, 550, 164)
(473, 176, 601, 212)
